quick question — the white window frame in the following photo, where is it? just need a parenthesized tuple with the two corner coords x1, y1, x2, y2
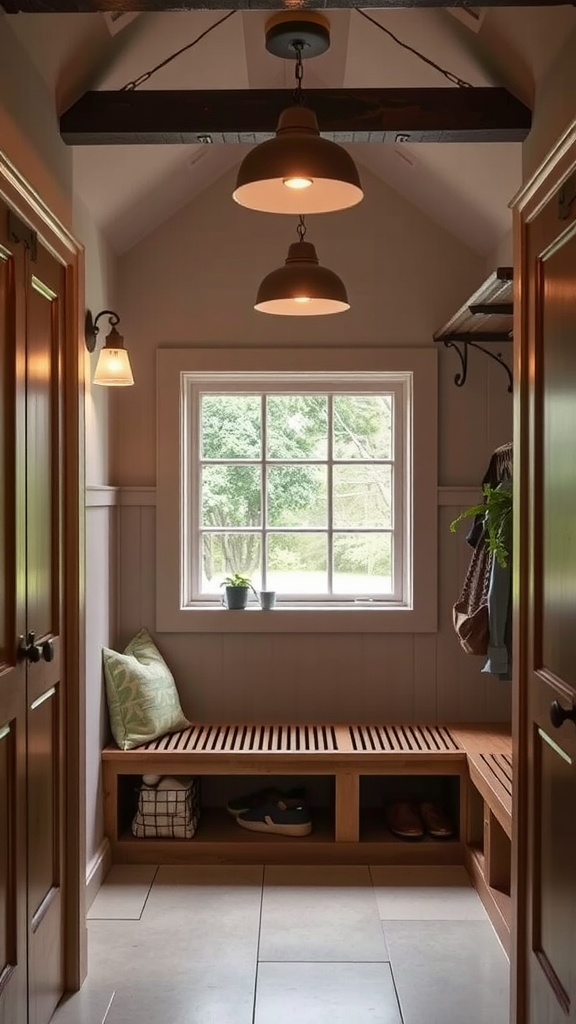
(185, 376, 407, 605)
(156, 348, 437, 633)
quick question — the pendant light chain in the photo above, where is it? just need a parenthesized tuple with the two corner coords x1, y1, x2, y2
(356, 8, 473, 89)
(297, 215, 307, 242)
(291, 41, 306, 106)
(233, 14, 364, 215)
(120, 9, 236, 91)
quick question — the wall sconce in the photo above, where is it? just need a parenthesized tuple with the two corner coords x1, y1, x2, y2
(84, 309, 135, 387)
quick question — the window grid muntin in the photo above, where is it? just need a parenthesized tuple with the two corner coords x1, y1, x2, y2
(187, 377, 406, 605)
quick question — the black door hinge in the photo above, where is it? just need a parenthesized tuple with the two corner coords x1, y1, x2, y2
(558, 171, 576, 221)
(8, 210, 37, 262)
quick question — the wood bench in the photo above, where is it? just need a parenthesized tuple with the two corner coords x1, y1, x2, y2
(103, 722, 468, 866)
(451, 725, 513, 953)
(102, 720, 513, 950)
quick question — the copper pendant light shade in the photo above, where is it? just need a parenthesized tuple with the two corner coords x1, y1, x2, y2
(255, 236, 349, 316)
(233, 14, 363, 216)
(233, 106, 363, 215)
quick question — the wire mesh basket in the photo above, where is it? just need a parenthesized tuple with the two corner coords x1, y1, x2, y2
(132, 776, 200, 839)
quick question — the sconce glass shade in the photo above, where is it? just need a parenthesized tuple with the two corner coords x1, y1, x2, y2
(93, 327, 134, 387)
(233, 106, 363, 215)
(255, 240, 349, 316)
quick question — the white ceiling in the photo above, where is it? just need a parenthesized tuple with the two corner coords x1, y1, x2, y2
(7, 5, 576, 255)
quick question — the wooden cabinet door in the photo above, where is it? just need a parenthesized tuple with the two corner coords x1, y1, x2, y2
(25, 238, 66, 1024)
(515, 144, 576, 1023)
(0, 197, 66, 1024)
(0, 198, 28, 1024)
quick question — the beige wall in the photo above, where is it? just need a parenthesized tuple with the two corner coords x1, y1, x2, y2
(73, 195, 119, 876)
(75, 194, 117, 487)
(484, 231, 513, 277)
(113, 164, 513, 726)
(0, 12, 72, 226)
(523, 25, 576, 180)
(116, 165, 502, 486)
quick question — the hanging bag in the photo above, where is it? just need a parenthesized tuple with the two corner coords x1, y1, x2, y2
(453, 533, 492, 656)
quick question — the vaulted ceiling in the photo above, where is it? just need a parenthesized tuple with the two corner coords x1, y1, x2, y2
(6, 4, 576, 254)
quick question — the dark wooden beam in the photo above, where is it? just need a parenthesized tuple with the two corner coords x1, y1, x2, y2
(60, 88, 531, 146)
(1, 0, 568, 9)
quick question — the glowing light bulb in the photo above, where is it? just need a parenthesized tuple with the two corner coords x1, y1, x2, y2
(283, 177, 313, 190)
(294, 296, 311, 304)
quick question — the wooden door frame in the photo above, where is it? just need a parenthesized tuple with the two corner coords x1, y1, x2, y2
(0, 147, 87, 989)
(511, 115, 576, 1024)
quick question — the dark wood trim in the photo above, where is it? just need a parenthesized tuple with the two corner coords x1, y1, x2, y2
(1, 0, 568, 10)
(511, 117, 576, 1024)
(0, 156, 87, 992)
(60, 87, 531, 146)
(62, 249, 87, 989)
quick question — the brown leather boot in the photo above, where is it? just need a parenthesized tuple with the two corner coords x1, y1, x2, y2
(419, 801, 454, 838)
(385, 801, 424, 839)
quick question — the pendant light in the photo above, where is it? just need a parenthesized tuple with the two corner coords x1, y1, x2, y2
(85, 310, 135, 387)
(233, 14, 363, 216)
(255, 216, 349, 316)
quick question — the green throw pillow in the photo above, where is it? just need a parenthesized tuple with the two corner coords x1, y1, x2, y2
(103, 628, 190, 750)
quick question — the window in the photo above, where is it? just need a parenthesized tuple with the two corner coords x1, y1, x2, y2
(157, 348, 437, 633)
(184, 377, 408, 605)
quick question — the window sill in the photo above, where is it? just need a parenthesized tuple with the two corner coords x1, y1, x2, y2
(156, 605, 436, 633)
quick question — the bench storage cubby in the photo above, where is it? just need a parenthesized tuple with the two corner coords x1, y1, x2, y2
(102, 721, 512, 949)
(103, 723, 468, 863)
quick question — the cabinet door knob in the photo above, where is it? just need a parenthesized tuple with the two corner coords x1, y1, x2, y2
(42, 639, 55, 663)
(18, 631, 42, 663)
(550, 700, 576, 729)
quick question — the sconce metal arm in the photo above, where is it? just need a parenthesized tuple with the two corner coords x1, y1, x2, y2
(84, 309, 121, 352)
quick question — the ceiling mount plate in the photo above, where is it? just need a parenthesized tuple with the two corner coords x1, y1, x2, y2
(265, 12, 330, 60)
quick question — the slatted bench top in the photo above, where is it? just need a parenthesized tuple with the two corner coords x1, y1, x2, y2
(449, 724, 512, 836)
(467, 750, 513, 837)
(102, 722, 464, 771)
(101, 722, 513, 873)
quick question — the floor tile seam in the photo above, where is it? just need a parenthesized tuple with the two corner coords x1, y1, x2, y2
(382, 919, 502, 927)
(88, 914, 146, 922)
(101, 990, 117, 1024)
(387, 962, 406, 1024)
(256, 959, 391, 964)
(137, 864, 160, 921)
(252, 867, 266, 1024)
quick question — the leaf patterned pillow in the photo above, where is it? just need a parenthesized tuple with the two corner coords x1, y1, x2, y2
(103, 628, 190, 750)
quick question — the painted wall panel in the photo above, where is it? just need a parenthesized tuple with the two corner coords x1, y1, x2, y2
(116, 499, 511, 725)
(85, 500, 117, 869)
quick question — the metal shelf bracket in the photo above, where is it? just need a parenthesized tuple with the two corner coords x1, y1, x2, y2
(439, 337, 513, 392)
(433, 267, 513, 392)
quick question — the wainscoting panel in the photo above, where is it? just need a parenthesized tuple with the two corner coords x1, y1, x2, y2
(116, 497, 512, 725)
(85, 494, 118, 873)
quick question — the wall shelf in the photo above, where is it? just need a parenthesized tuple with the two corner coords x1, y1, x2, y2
(433, 267, 513, 392)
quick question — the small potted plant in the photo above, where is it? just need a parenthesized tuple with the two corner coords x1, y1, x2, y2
(220, 573, 257, 610)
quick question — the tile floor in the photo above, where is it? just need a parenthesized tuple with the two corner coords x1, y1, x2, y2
(52, 863, 510, 1024)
